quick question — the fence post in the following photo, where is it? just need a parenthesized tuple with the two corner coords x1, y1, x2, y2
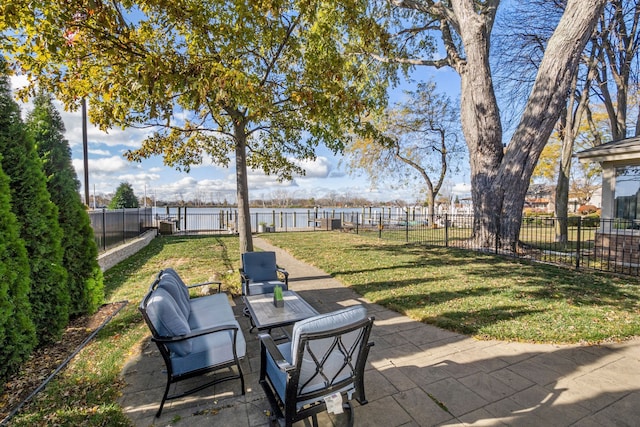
(405, 209, 409, 242)
(576, 217, 582, 270)
(184, 206, 187, 231)
(445, 213, 449, 247)
(378, 213, 382, 238)
(495, 218, 499, 254)
(102, 208, 107, 251)
(122, 208, 126, 242)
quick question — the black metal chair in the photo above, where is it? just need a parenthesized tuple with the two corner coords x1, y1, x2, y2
(139, 270, 246, 417)
(258, 305, 374, 427)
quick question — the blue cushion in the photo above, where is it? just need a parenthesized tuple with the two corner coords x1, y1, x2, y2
(246, 280, 287, 296)
(188, 293, 236, 330)
(162, 268, 187, 287)
(291, 305, 367, 362)
(265, 339, 355, 409)
(265, 342, 292, 402)
(158, 273, 190, 319)
(242, 252, 278, 282)
(290, 306, 367, 397)
(145, 288, 192, 356)
(171, 320, 246, 376)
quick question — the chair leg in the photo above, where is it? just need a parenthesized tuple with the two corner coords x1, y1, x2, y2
(344, 401, 354, 427)
(156, 377, 172, 417)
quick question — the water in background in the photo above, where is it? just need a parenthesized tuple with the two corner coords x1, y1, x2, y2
(153, 206, 428, 231)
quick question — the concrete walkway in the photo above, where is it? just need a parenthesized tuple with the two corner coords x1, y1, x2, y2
(119, 237, 640, 426)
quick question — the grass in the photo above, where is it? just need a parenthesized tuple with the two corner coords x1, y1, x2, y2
(9, 235, 242, 426)
(260, 232, 640, 344)
(7, 231, 640, 425)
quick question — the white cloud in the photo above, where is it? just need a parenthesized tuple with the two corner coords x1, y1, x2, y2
(452, 182, 471, 196)
(72, 155, 133, 175)
(88, 148, 111, 156)
(292, 156, 332, 179)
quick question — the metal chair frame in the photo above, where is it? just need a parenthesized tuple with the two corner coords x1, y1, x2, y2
(259, 316, 374, 427)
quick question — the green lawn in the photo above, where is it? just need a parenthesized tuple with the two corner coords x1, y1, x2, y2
(7, 232, 640, 425)
(261, 232, 640, 344)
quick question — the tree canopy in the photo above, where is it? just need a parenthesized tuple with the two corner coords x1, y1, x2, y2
(0, 157, 36, 381)
(346, 80, 465, 221)
(3, 0, 390, 252)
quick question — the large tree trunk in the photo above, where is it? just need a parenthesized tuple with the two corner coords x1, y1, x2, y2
(453, 0, 606, 250)
(450, 0, 505, 248)
(234, 122, 253, 254)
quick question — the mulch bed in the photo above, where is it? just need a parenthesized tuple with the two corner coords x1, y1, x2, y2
(0, 302, 126, 422)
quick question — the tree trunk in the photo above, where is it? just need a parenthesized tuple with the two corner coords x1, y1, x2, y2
(427, 190, 436, 227)
(234, 122, 253, 254)
(451, 0, 505, 248)
(556, 54, 594, 243)
(455, 0, 605, 250)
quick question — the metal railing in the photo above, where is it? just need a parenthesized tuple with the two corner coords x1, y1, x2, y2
(89, 207, 155, 252)
(89, 207, 640, 277)
(349, 212, 640, 277)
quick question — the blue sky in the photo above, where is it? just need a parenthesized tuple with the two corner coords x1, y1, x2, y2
(13, 68, 471, 206)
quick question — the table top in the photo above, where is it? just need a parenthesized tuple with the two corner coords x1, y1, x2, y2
(244, 290, 319, 330)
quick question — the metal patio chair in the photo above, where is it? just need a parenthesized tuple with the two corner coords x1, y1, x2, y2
(258, 305, 374, 427)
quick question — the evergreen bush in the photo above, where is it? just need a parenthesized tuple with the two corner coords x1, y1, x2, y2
(0, 65, 69, 343)
(28, 93, 104, 316)
(0, 158, 37, 381)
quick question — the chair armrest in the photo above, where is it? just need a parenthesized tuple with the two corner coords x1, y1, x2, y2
(276, 266, 289, 285)
(153, 323, 240, 343)
(276, 266, 289, 278)
(187, 281, 222, 294)
(239, 269, 250, 283)
(258, 333, 294, 372)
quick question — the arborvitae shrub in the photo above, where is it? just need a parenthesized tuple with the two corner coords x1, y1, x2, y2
(0, 157, 36, 381)
(28, 93, 104, 316)
(0, 65, 69, 343)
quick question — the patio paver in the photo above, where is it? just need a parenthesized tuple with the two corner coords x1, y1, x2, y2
(118, 237, 640, 426)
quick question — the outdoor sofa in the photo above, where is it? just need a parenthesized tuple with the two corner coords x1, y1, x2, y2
(139, 268, 246, 417)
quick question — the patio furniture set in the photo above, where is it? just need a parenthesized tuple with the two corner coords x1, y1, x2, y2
(139, 251, 374, 426)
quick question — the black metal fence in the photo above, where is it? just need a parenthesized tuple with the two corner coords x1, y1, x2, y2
(89, 207, 155, 252)
(90, 207, 640, 277)
(347, 212, 640, 277)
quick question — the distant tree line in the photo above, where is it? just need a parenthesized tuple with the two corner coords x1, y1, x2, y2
(0, 61, 104, 382)
(91, 188, 412, 210)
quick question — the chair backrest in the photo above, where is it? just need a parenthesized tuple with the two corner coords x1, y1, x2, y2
(290, 305, 372, 398)
(241, 251, 278, 282)
(140, 287, 192, 356)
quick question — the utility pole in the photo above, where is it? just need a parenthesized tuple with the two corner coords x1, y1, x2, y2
(82, 98, 89, 207)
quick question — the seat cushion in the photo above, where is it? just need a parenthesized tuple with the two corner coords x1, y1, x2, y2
(242, 251, 278, 282)
(246, 280, 287, 296)
(265, 342, 292, 402)
(290, 305, 367, 398)
(171, 319, 246, 376)
(188, 293, 236, 330)
(145, 288, 192, 356)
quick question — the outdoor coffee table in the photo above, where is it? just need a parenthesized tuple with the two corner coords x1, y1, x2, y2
(243, 290, 319, 335)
